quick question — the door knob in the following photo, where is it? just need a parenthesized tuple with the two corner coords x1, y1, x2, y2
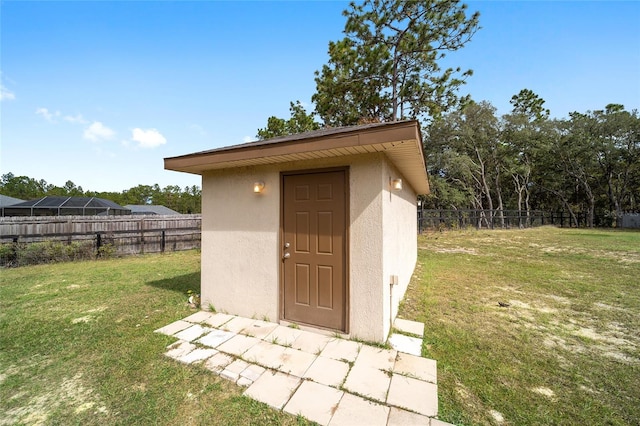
(283, 253, 291, 259)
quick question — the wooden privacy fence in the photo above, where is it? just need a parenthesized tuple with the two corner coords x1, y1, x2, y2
(0, 215, 201, 265)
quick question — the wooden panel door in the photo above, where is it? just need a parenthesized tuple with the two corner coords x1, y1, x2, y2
(282, 170, 346, 331)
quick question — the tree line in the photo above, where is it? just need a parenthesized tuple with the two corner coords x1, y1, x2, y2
(0, 173, 201, 214)
(255, 0, 639, 227)
(425, 94, 639, 227)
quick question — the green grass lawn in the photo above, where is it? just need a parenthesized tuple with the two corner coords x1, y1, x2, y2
(2, 228, 638, 425)
(0, 251, 310, 425)
(399, 227, 640, 425)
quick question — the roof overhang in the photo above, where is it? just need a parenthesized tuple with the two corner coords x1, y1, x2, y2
(164, 120, 430, 194)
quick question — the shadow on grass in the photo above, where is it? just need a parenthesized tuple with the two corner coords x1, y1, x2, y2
(146, 272, 200, 295)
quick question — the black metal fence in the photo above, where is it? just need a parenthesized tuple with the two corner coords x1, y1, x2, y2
(417, 209, 596, 232)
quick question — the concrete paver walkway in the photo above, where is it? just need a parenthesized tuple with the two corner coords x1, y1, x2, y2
(155, 312, 453, 426)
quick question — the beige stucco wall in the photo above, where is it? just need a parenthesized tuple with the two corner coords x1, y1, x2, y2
(200, 167, 281, 321)
(381, 158, 419, 339)
(200, 152, 418, 342)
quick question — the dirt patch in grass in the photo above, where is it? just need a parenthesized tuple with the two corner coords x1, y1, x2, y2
(402, 227, 640, 425)
(489, 409, 505, 424)
(500, 293, 639, 368)
(0, 251, 312, 425)
(1, 365, 107, 426)
(531, 387, 556, 399)
(423, 246, 479, 255)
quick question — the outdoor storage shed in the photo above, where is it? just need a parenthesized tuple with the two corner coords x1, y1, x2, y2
(165, 120, 430, 342)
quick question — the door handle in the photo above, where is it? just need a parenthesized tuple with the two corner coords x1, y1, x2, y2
(283, 253, 290, 260)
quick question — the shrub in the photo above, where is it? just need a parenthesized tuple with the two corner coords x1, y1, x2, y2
(0, 240, 99, 267)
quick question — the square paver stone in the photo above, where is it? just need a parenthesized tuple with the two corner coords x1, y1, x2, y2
(154, 320, 192, 336)
(386, 374, 438, 417)
(354, 345, 397, 371)
(204, 352, 234, 373)
(197, 329, 236, 348)
(244, 371, 301, 410)
(394, 318, 425, 337)
(243, 341, 288, 369)
(216, 334, 261, 356)
(178, 348, 217, 364)
(343, 364, 391, 403)
(265, 325, 303, 346)
(183, 310, 215, 324)
(387, 407, 432, 426)
(241, 320, 279, 339)
(304, 356, 350, 387)
(328, 392, 389, 426)
(165, 341, 196, 360)
(393, 353, 437, 384)
(320, 339, 361, 362)
(220, 359, 251, 382)
(275, 348, 317, 377)
(388, 333, 423, 357)
(222, 316, 256, 333)
(284, 380, 343, 426)
(291, 330, 332, 354)
(237, 376, 253, 387)
(240, 364, 266, 382)
(174, 324, 210, 342)
(203, 313, 236, 328)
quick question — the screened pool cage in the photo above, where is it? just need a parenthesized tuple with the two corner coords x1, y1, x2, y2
(0, 196, 131, 217)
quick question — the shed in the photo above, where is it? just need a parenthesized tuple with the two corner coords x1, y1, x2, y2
(164, 120, 429, 342)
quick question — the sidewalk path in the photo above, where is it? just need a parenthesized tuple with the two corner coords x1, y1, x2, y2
(155, 311, 453, 426)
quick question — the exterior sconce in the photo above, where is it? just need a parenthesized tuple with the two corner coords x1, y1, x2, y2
(391, 178, 403, 191)
(253, 182, 265, 193)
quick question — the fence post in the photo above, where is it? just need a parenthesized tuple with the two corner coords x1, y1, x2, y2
(161, 230, 166, 253)
(140, 218, 145, 254)
(10, 237, 19, 265)
(96, 233, 102, 257)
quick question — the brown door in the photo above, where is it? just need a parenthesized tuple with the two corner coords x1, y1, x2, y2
(282, 170, 347, 331)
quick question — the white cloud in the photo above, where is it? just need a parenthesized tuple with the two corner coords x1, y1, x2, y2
(37, 107, 87, 124)
(83, 121, 115, 142)
(36, 107, 61, 123)
(188, 123, 206, 136)
(0, 84, 15, 101)
(64, 114, 87, 124)
(243, 135, 257, 143)
(130, 128, 167, 148)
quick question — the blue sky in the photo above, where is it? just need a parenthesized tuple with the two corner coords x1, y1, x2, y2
(1, 1, 639, 193)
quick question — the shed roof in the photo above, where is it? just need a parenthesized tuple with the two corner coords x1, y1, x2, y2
(164, 120, 429, 194)
(124, 205, 181, 215)
(0, 194, 24, 207)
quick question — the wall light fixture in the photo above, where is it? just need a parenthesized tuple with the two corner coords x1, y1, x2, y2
(253, 182, 265, 193)
(391, 178, 403, 191)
